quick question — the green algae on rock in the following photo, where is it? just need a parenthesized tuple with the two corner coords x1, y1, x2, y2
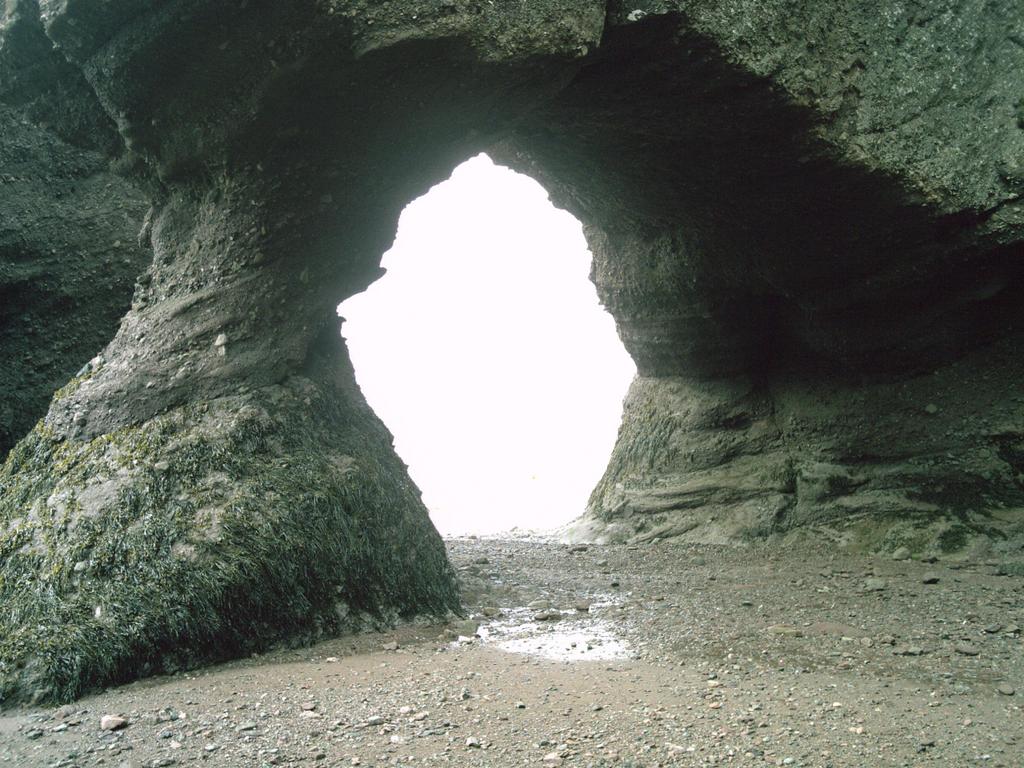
(0, 333, 458, 705)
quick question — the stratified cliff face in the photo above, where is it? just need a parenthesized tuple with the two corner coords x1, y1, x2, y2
(0, 0, 150, 457)
(497, 3, 1024, 551)
(0, 0, 1021, 704)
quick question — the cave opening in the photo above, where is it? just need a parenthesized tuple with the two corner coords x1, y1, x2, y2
(337, 154, 636, 536)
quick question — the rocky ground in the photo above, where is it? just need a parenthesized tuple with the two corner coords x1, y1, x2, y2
(1, 535, 1021, 767)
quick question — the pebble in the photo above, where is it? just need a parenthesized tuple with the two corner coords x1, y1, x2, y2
(892, 547, 911, 561)
(893, 646, 925, 656)
(450, 620, 479, 637)
(997, 683, 1015, 696)
(954, 642, 980, 656)
(466, 736, 481, 748)
(863, 577, 887, 591)
(100, 715, 128, 732)
(921, 572, 940, 584)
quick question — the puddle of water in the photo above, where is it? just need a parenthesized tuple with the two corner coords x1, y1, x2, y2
(473, 604, 632, 662)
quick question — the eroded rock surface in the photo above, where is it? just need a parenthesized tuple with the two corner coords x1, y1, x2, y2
(496, 3, 1024, 548)
(0, 0, 150, 457)
(0, 0, 1022, 703)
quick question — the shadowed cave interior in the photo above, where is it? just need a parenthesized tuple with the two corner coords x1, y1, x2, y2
(0, 1, 1022, 706)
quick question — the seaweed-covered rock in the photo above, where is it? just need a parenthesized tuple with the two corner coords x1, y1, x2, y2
(0, 327, 457, 704)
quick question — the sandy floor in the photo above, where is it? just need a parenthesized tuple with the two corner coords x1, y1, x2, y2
(2, 536, 1021, 767)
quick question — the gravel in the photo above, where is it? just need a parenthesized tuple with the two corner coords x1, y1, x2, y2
(1, 535, 1021, 767)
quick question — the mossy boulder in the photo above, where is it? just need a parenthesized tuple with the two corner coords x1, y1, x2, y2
(0, 340, 458, 706)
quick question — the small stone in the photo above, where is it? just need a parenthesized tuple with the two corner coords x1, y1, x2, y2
(366, 715, 385, 726)
(996, 683, 1015, 696)
(983, 623, 1004, 634)
(955, 642, 980, 656)
(924, 403, 939, 414)
(892, 547, 911, 561)
(893, 646, 925, 656)
(863, 577, 887, 592)
(381, 640, 399, 651)
(515, 701, 526, 709)
(100, 715, 128, 732)
(213, 333, 228, 347)
(921, 572, 940, 584)
(766, 625, 803, 637)
(300, 700, 317, 711)
(465, 736, 481, 748)
(450, 620, 479, 638)
(237, 721, 258, 732)
(534, 610, 561, 622)
(543, 753, 563, 763)
(480, 606, 501, 617)
(574, 601, 591, 612)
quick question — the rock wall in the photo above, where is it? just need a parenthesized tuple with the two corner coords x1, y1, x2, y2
(0, 0, 150, 456)
(496, 4, 1024, 551)
(0, 0, 1022, 703)
(0, 0, 605, 705)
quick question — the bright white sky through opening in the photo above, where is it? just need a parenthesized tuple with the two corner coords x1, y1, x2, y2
(338, 154, 636, 536)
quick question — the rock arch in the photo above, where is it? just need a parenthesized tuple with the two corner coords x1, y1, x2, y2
(1, 0, 1022, 703)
